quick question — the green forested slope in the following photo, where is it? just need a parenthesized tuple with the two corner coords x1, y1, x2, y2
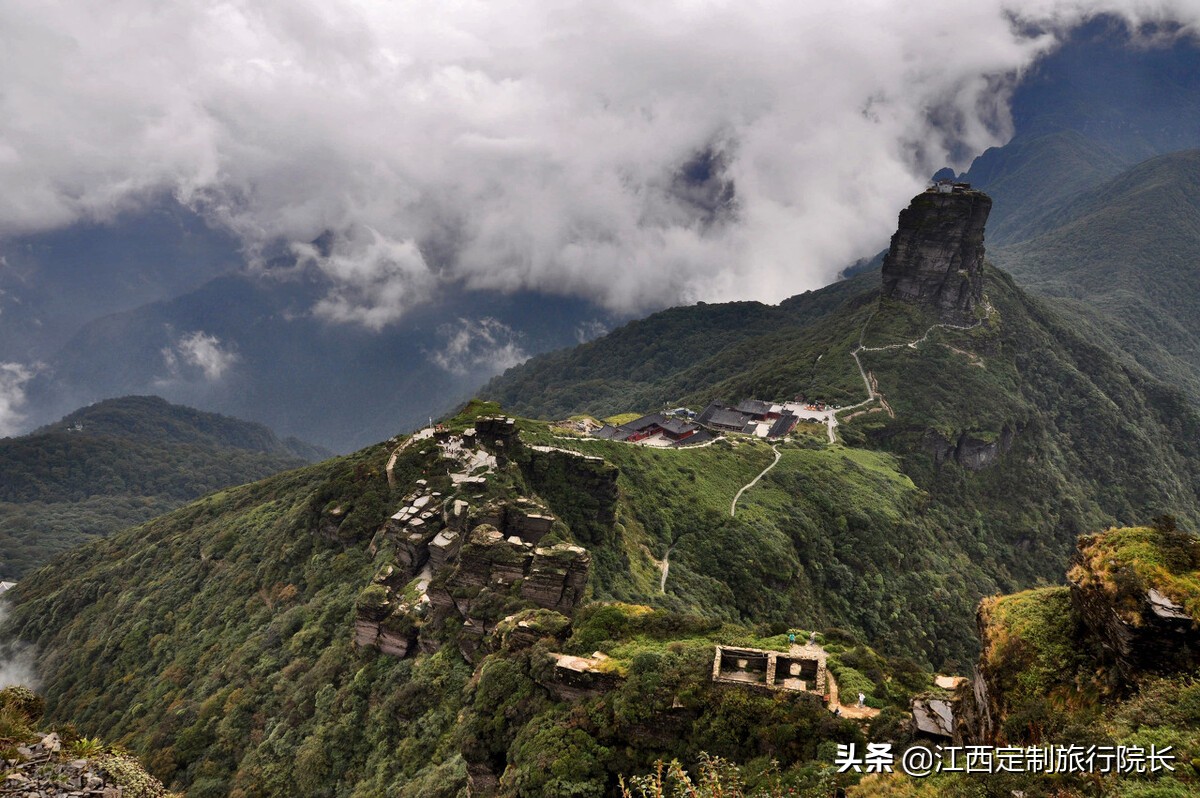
(483, 272, 875, 419)
(962, 129, 1130, 245)
(0, 396, 325, 576)
(2, 422, 908, 796)
(9, 253, 1200, 795)
(488, 264, 1200, 537)
(36, 394, 328, 460)
(992, 149, 1200, 397)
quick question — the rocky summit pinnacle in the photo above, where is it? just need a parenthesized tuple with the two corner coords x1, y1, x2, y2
(880, 184, 992, 323)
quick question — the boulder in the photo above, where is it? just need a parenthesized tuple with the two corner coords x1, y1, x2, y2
(881, 188, 992, 324)
(1068, 528, 1200, 679)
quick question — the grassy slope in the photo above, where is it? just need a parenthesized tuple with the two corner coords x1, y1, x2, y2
(519, 423, 992, 665)
(1070, 524, 1200, 618)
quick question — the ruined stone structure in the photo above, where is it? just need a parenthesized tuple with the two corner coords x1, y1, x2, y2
(711, 644, 828, 696)
(354, 425, 594, 661)
(546, 652, 623, 701)
(881, 187, 992, 324)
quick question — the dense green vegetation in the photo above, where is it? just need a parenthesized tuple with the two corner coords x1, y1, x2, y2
(484, 273, 876, 419)
(5, 430, 937, 796)
(9, 387, 1199, 796)
(10, 204, 1200, 795)
(519, 423, 992, 667)
(993, 149, 1200, 401)
(491, 264, 1200, 611)
(963, 129, 1130, 245)
(34, 395, 328, 460)
(1069, 522, 1200, 619)
(849, 527, 1200, 797)
(0, 396, 325, 577)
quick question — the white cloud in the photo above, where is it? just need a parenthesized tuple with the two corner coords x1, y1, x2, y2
(576, 320, 610, 344)
(299, 228, 437, 329)
(0, 362, 36, 437)
(430, 318, 529, 376)
(161, 331, 239, 381)
(0, 1, 1196, 325)
(0, 604, 37, 691)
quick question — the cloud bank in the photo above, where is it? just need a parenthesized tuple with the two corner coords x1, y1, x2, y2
(430, 318, 529, 377)
(0, 363, 36, 437)
(0, 604, 37, 691)
(1, 1, 1197, 326)
(160, 331, 239, 382)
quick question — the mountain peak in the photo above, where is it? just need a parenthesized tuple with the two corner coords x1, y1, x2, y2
(880, 184, 992, 323)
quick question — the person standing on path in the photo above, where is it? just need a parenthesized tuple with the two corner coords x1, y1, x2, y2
(857, 692, 865, 708)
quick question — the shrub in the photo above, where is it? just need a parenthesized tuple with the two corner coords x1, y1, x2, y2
(95, 752, 170, 798)
(0, 685, 44, 722)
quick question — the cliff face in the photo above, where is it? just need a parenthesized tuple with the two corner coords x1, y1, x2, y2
(1067, 526, 1200, 680)
(957, 525, 1200, 745)
(881, 188, 992, 323)
(353, 418, 594, 662)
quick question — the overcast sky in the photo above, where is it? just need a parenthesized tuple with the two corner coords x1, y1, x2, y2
(1, 0, 1198, 335)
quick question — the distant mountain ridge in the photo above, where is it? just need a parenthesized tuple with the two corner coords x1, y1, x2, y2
(35, 395, 329, 461)
(18, 273, 620, 452)
(0, 395, 327, 577)
(991, 148, 1200, 400)
(961, 16, 1200, 245)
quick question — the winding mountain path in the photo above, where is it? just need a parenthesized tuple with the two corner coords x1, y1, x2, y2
(385, 427, 434, 487)
(659, 544, 674, 593)
(730, 445, 781, 517)
(838, 315, 982, 421)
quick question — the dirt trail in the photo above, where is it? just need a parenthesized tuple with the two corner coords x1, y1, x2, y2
(730, 445, 781, 517)
(659, 545, 674, 593)
(838, 314, 982, 424)
(825, 670, 880, 720)
(385, 427, 434, 487)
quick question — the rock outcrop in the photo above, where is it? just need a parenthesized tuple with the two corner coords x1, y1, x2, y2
(1067, 527, 1200, 679)
(428, 525, 591, 621)
(910, 695, 955, 739)
(519, 446, 620, 543)
(546, 652, 623, 701)
(924, 425, 1015, 471)
(881, 186, 992, 323)
(470, 497, 559, 545)
(356, 421, 599, 661)
(1, 732, 168, 798)
(956, 525, 1200, 744)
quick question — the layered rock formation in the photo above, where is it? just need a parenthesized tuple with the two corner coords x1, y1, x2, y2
(427, 526, 590, 620)
(354, 418, 595, 661)
(1067, 526, 1200, 679)
(881, 186, 992, 323)
(952, 525, 1200, 744)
